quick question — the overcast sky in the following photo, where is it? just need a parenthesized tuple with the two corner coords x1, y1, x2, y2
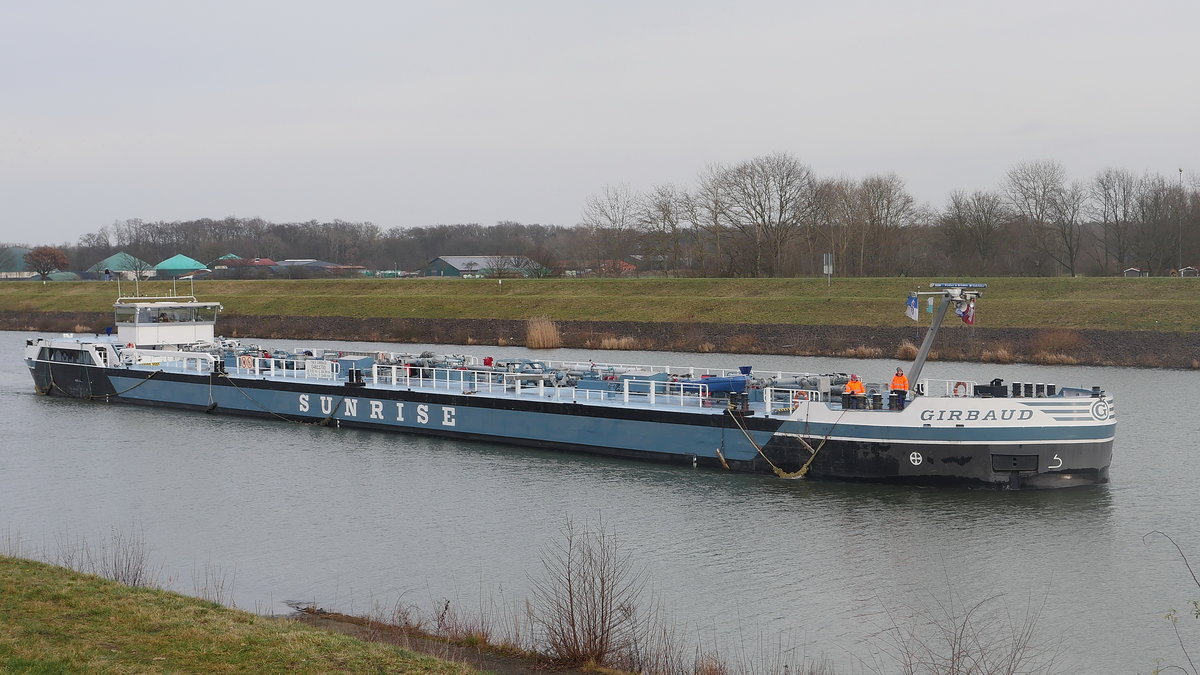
(2, 0, 1196, 245)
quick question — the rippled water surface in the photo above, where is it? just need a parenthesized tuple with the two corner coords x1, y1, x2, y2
(2, 330, 1198, 672)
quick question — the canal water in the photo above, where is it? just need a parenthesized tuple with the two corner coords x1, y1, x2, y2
(2, 329, 1196, 672)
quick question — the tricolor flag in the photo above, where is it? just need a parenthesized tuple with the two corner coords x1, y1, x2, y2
(961, 299, 976, 325)
(905, 293, 919, 321)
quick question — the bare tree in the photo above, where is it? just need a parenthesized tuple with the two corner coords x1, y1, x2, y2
(638, 184, 688, 276)
(1048, 180, 1088, 277)
(873, 590, 1060, 675)
(711, 152, 817, 276)
(530, 518, 645, 666)
(1091, 168, 1139, 273)
(854, 173, 919, 275)
(941, 190, 1009, 274)
(811, 177, 857, 277)
(1133, 173, 1179, 275)
(1004, 160, 1086, 276)
(688, 165, 733, 277)
(581, 184, 640, 276)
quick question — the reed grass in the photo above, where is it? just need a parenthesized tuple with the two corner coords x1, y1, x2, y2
(842, 345, 884, 359)
(596, 336, 640, 350)
(895, 340, 918, 360)
(525, 316, 562, 349)
(981, 345, 1016, 363)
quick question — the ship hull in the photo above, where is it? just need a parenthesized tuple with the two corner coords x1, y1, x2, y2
(28, 360, 1113, 489)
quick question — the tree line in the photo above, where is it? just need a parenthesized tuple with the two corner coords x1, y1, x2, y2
(7, 154, 1197, 278)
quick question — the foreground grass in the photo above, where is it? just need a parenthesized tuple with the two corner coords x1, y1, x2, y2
(2, 276, 1199, 331)
(0, 555, 473, 674)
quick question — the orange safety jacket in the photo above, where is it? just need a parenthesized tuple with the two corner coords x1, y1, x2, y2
(891, 374, 909, 391)
(845, 379, 865, 395)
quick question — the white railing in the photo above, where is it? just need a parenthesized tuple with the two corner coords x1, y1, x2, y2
(620, 378, 709, 408)
(235, 355, 341, 381)
(373, 365, 509, 393)
(122, 349, 216, 373)
(920, 379, 977, 398)
(764, 387, 823, 413)
(369, 365, 712, 409)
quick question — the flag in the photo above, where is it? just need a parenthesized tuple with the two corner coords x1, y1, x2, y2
(905, 294, 919, 321)
(961, 299, 976, 325)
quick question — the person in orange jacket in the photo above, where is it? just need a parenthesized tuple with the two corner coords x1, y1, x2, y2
(844, 374, 866, 408)
(890, 367, 910, 409)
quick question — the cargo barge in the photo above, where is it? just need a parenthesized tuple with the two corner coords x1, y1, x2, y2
(23, 283, 1114, 488)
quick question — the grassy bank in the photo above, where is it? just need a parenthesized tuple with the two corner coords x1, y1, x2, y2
(0, 277, 1198, 332)
(0, 555, 472, 674)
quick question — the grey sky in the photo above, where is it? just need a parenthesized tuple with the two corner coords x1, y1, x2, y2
(2, 0, 1196, 244)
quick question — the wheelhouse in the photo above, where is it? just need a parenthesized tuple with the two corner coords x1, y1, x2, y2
(114, 296, 222, 347)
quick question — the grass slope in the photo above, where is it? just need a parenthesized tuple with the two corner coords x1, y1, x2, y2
(0, 556, 473, 674)
(1, 277, 1197, 332)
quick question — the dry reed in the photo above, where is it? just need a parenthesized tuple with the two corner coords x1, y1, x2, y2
(981, 345, 1015, 363)
(598, 336, 639, 350)
(525, 316, 563, 349)
(895, 340, 918, 360)
(1030, 352, 1080, 365)
(842, 345, 884, 359)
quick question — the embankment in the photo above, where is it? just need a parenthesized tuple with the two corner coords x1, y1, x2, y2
(5, 309, 1197, 369)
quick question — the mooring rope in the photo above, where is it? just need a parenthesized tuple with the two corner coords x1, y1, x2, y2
(725, 405, 849, 479)
(216, 370, 346, 426)
(40, 362, 162, 401)
(92, 370, 160, 398)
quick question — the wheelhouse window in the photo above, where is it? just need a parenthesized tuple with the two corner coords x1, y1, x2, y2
(43, 347, 95, 365)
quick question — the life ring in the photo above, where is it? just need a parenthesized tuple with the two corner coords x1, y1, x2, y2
(238, 355, 254, 370)
(791, 390, 809, 408)
(953, 381, 969, 397)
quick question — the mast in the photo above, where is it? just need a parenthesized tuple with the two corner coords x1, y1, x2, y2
(908, 282, 986, 391)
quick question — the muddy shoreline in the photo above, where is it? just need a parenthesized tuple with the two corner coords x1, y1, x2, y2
(5, 310, 1198, 369)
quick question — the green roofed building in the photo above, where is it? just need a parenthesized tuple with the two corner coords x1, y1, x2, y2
(87, 252, 151, 280)
(24, 271, 80, 282)
(155, 254, 206, 279)
(0, 246, 33, 279)
(209, 253, 242, 268)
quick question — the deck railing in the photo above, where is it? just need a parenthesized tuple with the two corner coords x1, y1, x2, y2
(763, 387, 824, 413)
(121, 349, 216, 374)
(920, 379, 977, 398)
(369, 366, 712, 409)
(235, 355, 341, 381)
